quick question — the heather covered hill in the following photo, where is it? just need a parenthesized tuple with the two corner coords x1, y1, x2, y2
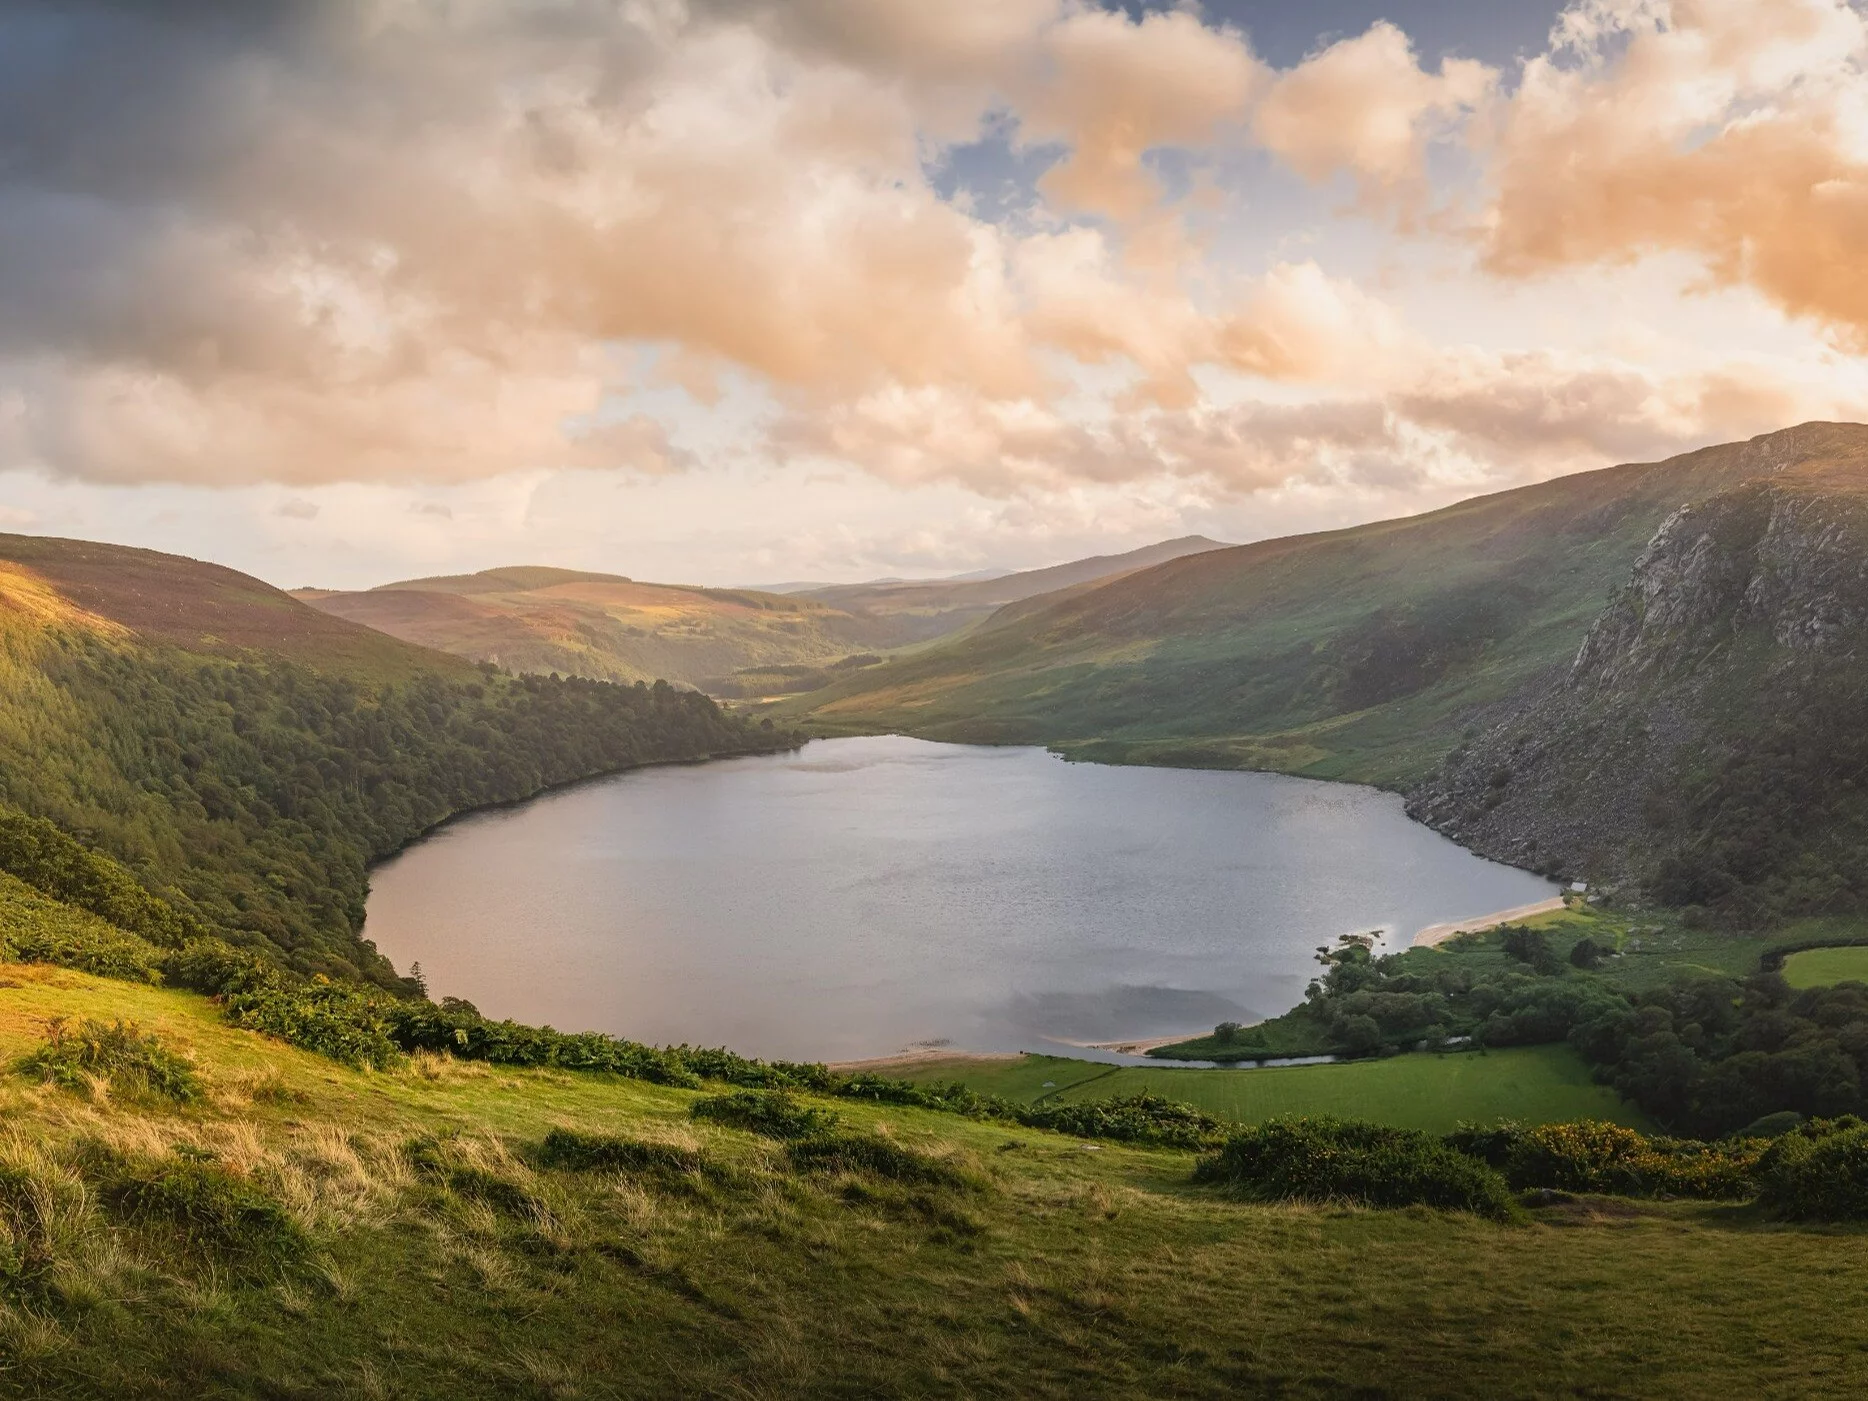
(297, 537, 1231, 691)
(298, 567, 875, 690)
(788, 425, 1867, 789)
(1, 533, 457, 678)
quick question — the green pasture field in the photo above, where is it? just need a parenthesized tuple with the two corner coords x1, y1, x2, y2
(894, 1043, 1648, 1134)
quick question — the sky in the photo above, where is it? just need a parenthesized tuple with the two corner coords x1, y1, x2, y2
(2, 0, 1866, 590)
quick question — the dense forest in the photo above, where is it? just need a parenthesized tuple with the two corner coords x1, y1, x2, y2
(0, 617, 792, 984)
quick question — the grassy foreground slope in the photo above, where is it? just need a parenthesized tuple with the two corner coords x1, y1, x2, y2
(4, 955, 1868, 1398)
(788, 424, 1863, 788)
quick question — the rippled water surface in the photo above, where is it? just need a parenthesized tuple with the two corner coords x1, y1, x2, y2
(364, 736, 1554, 1061)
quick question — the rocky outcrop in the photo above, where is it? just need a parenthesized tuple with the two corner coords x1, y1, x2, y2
(1408, 450, 1868, 904)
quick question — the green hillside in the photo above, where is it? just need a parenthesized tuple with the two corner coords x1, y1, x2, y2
(786, 424, 1865, 788)
(1415, 445, 1868, 918)
(0, 536, 792, 982)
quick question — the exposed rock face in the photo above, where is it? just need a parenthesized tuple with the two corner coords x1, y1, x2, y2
(1572, 480, 1868, 692)
(1408, 435, 1868, 904)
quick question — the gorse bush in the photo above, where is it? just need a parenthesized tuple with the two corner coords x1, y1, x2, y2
(1019, 1093, 1222, 1149)
(1448, 1120, 1762, 1200)
(17, 1018, 200, 1103)
(690, 1090, 842, 1141)
(1754, 1118, 1868, 1220)
(1194, 1117, 1517, 1219)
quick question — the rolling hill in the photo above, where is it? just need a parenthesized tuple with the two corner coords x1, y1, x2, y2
(297, 567, 876, 691)
(787, 424, 1865, 793)
(295, 536, 1231, 691)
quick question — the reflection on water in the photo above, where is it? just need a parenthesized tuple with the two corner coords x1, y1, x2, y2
(364, 735, 1554, 1062)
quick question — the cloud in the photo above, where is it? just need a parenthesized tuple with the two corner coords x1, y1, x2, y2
(1021, 6, 1263, 218)
(275, 497, 319, 520)
(1479, 0, 1868, 345)
(1254, 22, 1493, 197)
(0, 0, 1859, 513)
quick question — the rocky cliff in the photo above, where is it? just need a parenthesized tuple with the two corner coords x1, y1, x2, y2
(1409, 428, 1868, 919)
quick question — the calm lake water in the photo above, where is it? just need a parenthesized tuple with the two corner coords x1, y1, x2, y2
(363, 736, 1554, 1062)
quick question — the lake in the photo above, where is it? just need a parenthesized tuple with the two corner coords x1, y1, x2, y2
(363, 735, 1555, 1062)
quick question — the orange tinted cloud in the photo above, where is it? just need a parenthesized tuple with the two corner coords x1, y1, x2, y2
(1254, 22, 1492, 196)
(1022, 6, 1262, 218)
(1480, 0, 1868, 344)
(1, 0, 1859, 506)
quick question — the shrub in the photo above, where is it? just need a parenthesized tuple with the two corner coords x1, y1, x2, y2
(17, 1018, 200, 1103)
(0, 808, 210, 950)
(1194, 1117, 1516, 1219)
(535, 1128, 705, 1177)
(1446, 1120, 1760, 1199)
(160, 938, 277, 996)
(1740, 1111, 1806, 1139)
(89, 1150, 306, 1267)
(690, 1090, 842, 1140)
(1755, 1119, 1868, 1220)
(0, 876, 164, 982)
(785, 1133, 975, 1190)
(222, 977, 402, 1069)
(1019, 1093, 1222, 1150)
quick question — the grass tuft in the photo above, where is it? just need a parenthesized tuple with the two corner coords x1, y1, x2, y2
(16, 1018, 200, 1104)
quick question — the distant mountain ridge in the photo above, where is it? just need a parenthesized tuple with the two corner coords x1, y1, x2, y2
(792, 536, 1229, 646)
(296, 536, 1231, 690)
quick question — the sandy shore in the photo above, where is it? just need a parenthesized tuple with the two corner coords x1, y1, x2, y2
(1079, 1033, 1209, 1054)
(1411, 896, 1567, 948)
(827, 1048, 1020, 1073)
